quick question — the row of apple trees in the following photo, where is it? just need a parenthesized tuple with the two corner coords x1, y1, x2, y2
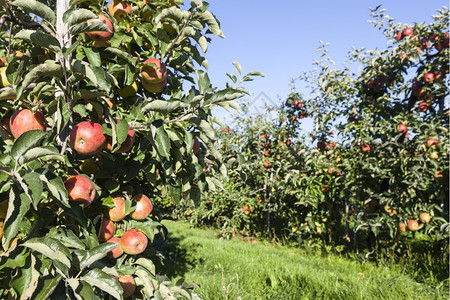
(0, 0, 261, 299)
(176, 6, 449, 262)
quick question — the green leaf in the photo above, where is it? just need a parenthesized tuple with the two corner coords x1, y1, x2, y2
(10, 254, 40, 299)
(22, 237, 71, 268)
(11, 0, 56, 23)
(47, 228, 86, 250)
(11, 130, 46, 161)
(116, 119, 130, 146)
(20, 60, 63, 91)
(32, 274, 62, 300)
(71, 20, 112, 36)
(2, 189, 31, 248)
(81, 269, 123, 300)
(142, 100, 185, 113)
(19, 146, 64, 165)
(40, 175, 70, 207)
(151, 123, 171, 159)
(22, 172, 43, 208)
(135, 268, 155, 298)
(80, 242, 119, 271)
(65, 8, 98, 27)
(128, 220, 161, 242)
(105, 47, 136, 65)
(197, 10, 224, 37)
(232, 61, 242, 75)
(15, 30, 61, 53)
(83, 46, 101, 67)
(68, 278, 95, 300)
(135, 258, 156, 276)
(196, 70, 211, 93)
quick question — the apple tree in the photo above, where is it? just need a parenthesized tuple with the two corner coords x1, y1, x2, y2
(0, 0, 260, 298)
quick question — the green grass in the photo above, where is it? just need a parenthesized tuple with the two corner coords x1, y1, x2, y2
(159, 220, 449, 300)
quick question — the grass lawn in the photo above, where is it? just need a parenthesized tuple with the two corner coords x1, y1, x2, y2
(159, 220, 448, 300)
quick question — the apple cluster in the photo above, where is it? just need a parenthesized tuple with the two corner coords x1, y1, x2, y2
(284, 93, 308, 122)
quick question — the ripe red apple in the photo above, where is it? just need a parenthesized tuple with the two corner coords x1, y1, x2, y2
(9, 109, 47, 139)
(395, 31, 403, 40)
(130, 194, 153, 220)
(108, 0, 132, 21)
(98, 218, 115, 242)
(402, 27, 413, 37)
(426, 137, 439, 148)
(361, 144, 371, 153)
(120, 229, 148, 255)
(105, 124, 135, 153)
(398, 123, 407, 133)
(424, 72, 435, 83)
(407, 219, 419, 231)
(106, 236, 124, 258)
(108, 197, 127, 222)
(142, 76, 167, 93)
(117, 274, 136, 298)
(418, 102, 428, 112)
(70, 121, 106, 155)
(193, 136, 200, 154)
(141, 58, 167, 84)
(419, 212, 431, 223)
(86, 15, 113, 44)
(64, 175, 96, 207)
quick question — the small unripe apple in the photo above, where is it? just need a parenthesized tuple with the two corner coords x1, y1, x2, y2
(419, 212, 431, 223)
(64, 175, 96, 207)
(117, 274, 136, 298)
(108, 0, 132, 21)
(86, 15, 114, 44)
(106, 236, 124, 258)
(98, 218, 115, 242)
(70, 121, 106, 155)
(120, 229, 148, 255)
(9, 109, 47, 139)
(407, 219, 419, 231)
(108, 197, 126, 222)
(80, 158, 100, 174)
(130, 194, 153, 220)
(398, 223, 406, 232)
(140, 58, 167, 84)
(118, 82, 138, 98)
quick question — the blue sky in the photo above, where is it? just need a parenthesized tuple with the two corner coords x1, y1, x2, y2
(202, 1, 447, 128)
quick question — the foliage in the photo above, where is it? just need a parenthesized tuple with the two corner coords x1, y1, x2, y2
(0, 0, 261, 298)
(180, 5, 449, 267)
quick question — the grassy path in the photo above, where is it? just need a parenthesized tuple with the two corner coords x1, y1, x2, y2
(160, 220, 448, 300)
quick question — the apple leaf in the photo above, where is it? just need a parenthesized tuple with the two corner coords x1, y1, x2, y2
(151, 122, 171, 159)
(22, 237, 71, 269)
(81, 269, 123, 300)
(10, 254, 40, 299)
(197, 10, 224, 37)
(31, 274, 62, 300)
(105, 47, 136, 65)
(79, 242, 119, 271)
(134, 258, 156, 276)
(19, 146, 64, 165)
(82, 46, 101, 67)
(11, 0, 56, 24)
(67, 278, 94, 300)
(71, 20, 112, 36)
(135, 268, 156, 298)
(142, 99, 185, 114)
(47, 228, 86, 250)
(2, 189, 31, 248)
(11, 130, 46, 162)
(19, 60, 63, 92)
(64, 8, 98, 27)
(128, 220, 161, 242)
(196, 70, 211, 93)
(40, 174, 70, 207)
(22, 172, 43, 208)
(14, 29, 61, 54)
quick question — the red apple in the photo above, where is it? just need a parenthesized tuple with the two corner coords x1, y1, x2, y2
(395, 31, 403, 40)
(424, 72, 435, 83)
(9, 109, 46, 139)
(86, 15, 114, 44)
(407, 219, 419, 231)
(64, 175, 96, 207)
(402, 27, 413, 37)
(426, 137, 439, 148)
(130, 194, 153, 220)
(108, 197, 127, 222)
(140, 58, 167, 84)
(70, 121, 106, 155)
(106, 236, 124, 258)
(418, 102, 428, 112)
(117, 274, 136, 298)
(120, 229, 148, 255)
(108, 0, 132, 21)
(193, 136, 200, 154)
(398, 123, 407, 133)
(429, 33, 439, 42)
(361, 144, 371, 153)
(98, 218, 114, 242)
